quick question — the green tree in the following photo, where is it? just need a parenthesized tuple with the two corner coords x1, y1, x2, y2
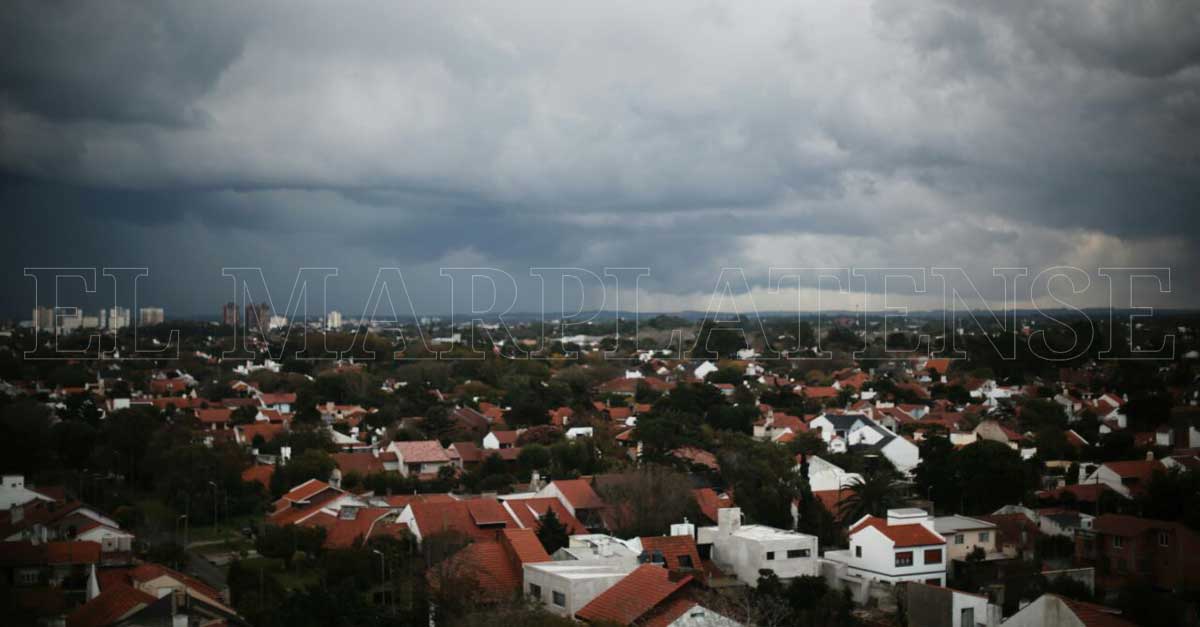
(535, 509, 570, 554)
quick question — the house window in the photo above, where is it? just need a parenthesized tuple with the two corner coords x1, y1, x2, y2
(787, 549, 810, 559)
(954, 534, 964, 545)
(765, 551, 775, 561)
(895, 551, 914, 567)
(1158, 531, 1170, 547)
(924, 549, 942, 564)
(855, 546, 862, 558)
(978, 531, 990, 542)
(1113, 536, 1124, 549)
(16, 569, 39, 585)
(960, 607, 974, 625)
(529, 584, 541, 599)
(925, 578, 941, 586)
(552, 591, 566, 607)
(678, 555, 694, 568)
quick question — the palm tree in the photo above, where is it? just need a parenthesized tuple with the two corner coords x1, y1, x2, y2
(837, 469, 905, 524)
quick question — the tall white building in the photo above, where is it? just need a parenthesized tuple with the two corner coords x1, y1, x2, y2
(32, 307, 54, 332)
(139, 307, 165, 326)
(326, 310, 343, 330)
(106, 306, 131, 331)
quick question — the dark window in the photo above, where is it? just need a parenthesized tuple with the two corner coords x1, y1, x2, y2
(678, 555, 694, 568)
(855, 546, 862, 558)
(529, 584, 541, 598)
(552, 591, 566, 607)
(895, 551, 913, 567)
(1158, 531, 1170, 547)
(1113, 536, 1124, 549)
(787, 549, 810, 559)
(923, 549, 942, 564)
(925, 578, 941, 586)
(765, 551, 775, 560)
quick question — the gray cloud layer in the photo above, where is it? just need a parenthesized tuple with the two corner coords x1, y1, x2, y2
(2, 1, 1198, 315)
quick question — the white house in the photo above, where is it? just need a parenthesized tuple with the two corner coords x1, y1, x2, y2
(797, 456, 863, 492)
(693, 361, 719, 381)
(0, 475, 57, 510)
(698, 508, 819, 587)
(825, 508, 948, 586)
(523, 560, 636, 617)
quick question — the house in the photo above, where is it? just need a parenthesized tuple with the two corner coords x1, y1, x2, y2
(634, 534, 703, 574)
(301, 506, 408, 549)
(573, 564, 716, 626)
(387, 440, 452, 478)
(698, 508, 819, 587)
(808, 413, 872, 446)
(428, 527, 551, 603)
(330, 451, 388, 478)
(932, 515, 998, 562)
(398, 498, 517, 543)
(552, 534, 640, 565)
(1002, 593, 1135, 627)
(194, 408, 233, 430)
(535, 479, 607, 531)
(501, 497, 588, 535)
(0, 474, 59, 510)
(1075, 514, 1200, 592)
(0, 540, 100, 589)
(979, 508, 1040, 560)
(256, 392, 296, 413)
(66, 582, 157, 627)
(1080, 459, 1164, 498)
(483, 429, 522, 450)
(94, 562, 235, 620)
(826, 508, 947, 586)
(901, 581, 999, 627)
(268, 479, 355, 526)
(523, 560, 636, 618)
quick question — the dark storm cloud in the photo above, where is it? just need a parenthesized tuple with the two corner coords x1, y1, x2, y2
(2, 1, 1199, 315)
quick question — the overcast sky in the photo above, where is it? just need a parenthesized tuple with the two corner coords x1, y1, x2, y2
(2, 1, 1198, 319)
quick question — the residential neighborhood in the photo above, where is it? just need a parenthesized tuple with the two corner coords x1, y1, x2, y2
(1, 306, 1197, 627)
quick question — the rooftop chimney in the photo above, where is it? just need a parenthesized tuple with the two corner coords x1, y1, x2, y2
(717, 508, 741, 535)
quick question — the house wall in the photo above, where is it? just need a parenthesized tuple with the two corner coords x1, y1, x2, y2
(522, 567, 628, 618)
(839, 527, 946, 585)
(882, 438, 920, 473)
(710, 530, 819, 585)
(944, 527, 996, 562)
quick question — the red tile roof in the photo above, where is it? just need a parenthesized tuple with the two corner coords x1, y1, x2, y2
(67, 583, 155, 627)
(407, 499, 515, 541)
(501, 527, 551, 565)
(575, 564, 692, 625)
(505, 497, 587, 535)
(850, 516, 945, 547)
(552, 479, 605, 510)
(691, 488, 733, 524)
(241, 465, 275, 488)
(428, 539, 520, 601)
(639, 535, 702, 572)
(393, 440, 451, 464)
(194, 408, 232, 424)
(331, 451, 387, 476)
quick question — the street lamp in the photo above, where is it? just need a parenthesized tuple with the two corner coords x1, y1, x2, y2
(372, 549, 389, 610)
(207, 481, 219, 532)
(177, 514, 189, 547)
